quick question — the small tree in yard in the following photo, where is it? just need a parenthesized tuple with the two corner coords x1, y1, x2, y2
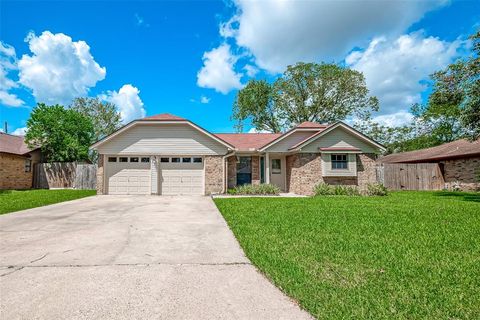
(25, 103, 94, 162)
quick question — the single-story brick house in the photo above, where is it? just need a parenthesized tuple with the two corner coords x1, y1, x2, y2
(0, 132, 42, 190)
(379, 139, 480, 191)
(91, 113, 385, 195)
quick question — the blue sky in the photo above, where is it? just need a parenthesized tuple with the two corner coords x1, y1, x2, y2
(1, 0, 479, 135)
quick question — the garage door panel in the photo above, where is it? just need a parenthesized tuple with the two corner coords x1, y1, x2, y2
(160, 163, 204, 196)
(106, 160, 151, 195)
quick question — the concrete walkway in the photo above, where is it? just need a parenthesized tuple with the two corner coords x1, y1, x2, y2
(0, 196, 311, 319)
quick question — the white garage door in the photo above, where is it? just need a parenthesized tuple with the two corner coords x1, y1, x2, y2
(106, 156, 151, 195)
(159, 157, 204, 195)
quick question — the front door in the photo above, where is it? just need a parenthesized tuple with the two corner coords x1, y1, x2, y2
(270, 156, 285, 191)
(236, 156, 252, 185)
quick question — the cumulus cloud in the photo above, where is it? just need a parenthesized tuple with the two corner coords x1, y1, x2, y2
(0, 42, 24, 107)
(200, 95, 210, 104)
(18, 31, 106, 105)
(101, 84, 146, 123)
(224, 0, 445, 73)
(372, 111, 415, 127)
(12, 126, 27, 136)
(197, 44, 243, 94)
(346, 32, 464, 113)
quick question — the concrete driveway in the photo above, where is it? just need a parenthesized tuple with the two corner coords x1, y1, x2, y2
(0, 196, 311, 319)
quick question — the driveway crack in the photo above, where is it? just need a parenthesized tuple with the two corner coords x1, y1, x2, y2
(30, 253, 49, 263)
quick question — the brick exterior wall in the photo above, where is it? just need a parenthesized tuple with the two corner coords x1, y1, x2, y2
(96, 154, 104, 195)
(441, 156, 480, 191)
(285, 153, 378, 195)
(251, 156, 260, 185)
(286, 153, 322, 195)
(227, 156, 236, 189)
(0, 153, 33, 189)
(204, 155, 223, 195)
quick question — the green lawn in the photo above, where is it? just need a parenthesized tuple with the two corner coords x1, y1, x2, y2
(214, 192, 480, 319)
(0, 189, 96, 215)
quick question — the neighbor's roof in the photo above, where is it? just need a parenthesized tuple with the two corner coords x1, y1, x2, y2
(379, 139, 480, 163)
(0, 132, 33, 155)
(140, 113, 185, 121)
(214, 133, 282, 151)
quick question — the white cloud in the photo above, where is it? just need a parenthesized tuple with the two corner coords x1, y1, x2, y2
(224, 0, 445, 73)
(346, 32, 464, 113)
(372, 111, 415, 127)
(243, 64, 258, 77)
(248, 127, 270, 133)
(18, 31, 106, 105)
(101, 84, 146, 123)
(200, 95, 210, 104)
(12, 126, 27, 136)
(197, 44, 243, 94)
(0, 42, 24, 107)
(135, 13, 149, 27)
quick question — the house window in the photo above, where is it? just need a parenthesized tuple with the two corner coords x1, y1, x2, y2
(119, 157, 128, 163)
(193, 157, 202, 163)
(141, 157, 150, 163)
(271, 159, 281, 174)
(108, 157, 117, 162)
(331, 154, 348, 169)
(182, 157, 192, 163)
(130, 157, 139, 163)
(171, 157, 180, 163)
(160, 157, 170, 163)
(24, 159, 32, 172)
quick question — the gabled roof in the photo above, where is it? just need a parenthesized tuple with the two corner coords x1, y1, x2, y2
(140, 113, 185, 121)
(0, 132, 34, 155)
(215, 133, 282, 151)
(379, 139, 480, 163)
(296, 121, 328, 129)
(289, 122, 386, 151)
(91, 113, 235, 150)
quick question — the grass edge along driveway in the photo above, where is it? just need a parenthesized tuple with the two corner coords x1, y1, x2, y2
(214, 191, 480, 319)
(0, 189, 96, 215)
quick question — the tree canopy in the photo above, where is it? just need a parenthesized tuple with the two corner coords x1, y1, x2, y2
(25, 103, 94, 162)
(233, 62, 378, 133)
(70, 97, 122, 142)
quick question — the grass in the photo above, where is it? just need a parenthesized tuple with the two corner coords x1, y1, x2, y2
(0, 189, 96, 215)
(214, 191, 480, 319)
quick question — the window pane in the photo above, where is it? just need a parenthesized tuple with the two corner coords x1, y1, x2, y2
(24, 159, 32, 172)
(141, 157, 150, 163)
(331, 154, 348, 170)
(182, 157, 192, 163)
(160, 157, 170, 163)
(193, 157, 202, 163)
(119, 157, 128, 162)
(130, 157, 139, 162)
(108, 157, 117, 162)
(272, 159, 281, 174)
(171, 157, 180, 163)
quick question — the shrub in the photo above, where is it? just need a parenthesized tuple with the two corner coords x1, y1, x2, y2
(314, 183, 334, 196)
(229, 183, 280, 195)
(333, 185, 360, 196)
(366, 183, 388, 196)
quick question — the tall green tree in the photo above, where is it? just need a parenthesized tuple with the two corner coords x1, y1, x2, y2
(70, 97, 122, 142)
(25, 103, 94, 162)
(233, 62, 378, 133)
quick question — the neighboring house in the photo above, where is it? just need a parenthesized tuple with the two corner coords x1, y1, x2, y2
(0, 132, 42, 190)
(91, 113, 385, 196)
(379, 139, 480, 191)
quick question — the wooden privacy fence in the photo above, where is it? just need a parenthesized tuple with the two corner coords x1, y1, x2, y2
(33, 162, 97, 189)
(380, 163, 445, 190)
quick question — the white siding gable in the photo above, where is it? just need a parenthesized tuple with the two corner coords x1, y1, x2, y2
(265, 130, 318, 152)
(301, 127, 378, 153)
(97, 123, 229, 155)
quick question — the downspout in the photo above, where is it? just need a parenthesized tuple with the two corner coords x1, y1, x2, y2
(222, 150, 236, 193)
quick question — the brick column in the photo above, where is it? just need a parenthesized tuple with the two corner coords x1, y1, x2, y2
(251, 156, 260, 185)
(96, 154, 104, 195)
